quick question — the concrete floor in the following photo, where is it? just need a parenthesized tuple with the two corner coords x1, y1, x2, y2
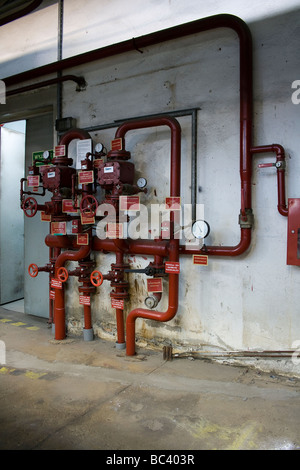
(0, 306, 299, 451)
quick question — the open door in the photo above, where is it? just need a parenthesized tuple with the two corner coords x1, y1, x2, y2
(23, 113, 53, 318)
(0, 121, 26, 305)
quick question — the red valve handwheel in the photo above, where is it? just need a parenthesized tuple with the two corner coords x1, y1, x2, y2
(28, 263, 39, 278)
(90, 270, 104, 287)
(23, 197, 38, 218)
(57, 267, 69, 282)
(80, 195, 98, 217)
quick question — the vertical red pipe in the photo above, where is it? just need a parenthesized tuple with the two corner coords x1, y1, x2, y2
(84, 303, 92, 330)
(54, 243, 91, 340)
(251, 144, 288, 217)
(114, 117, 181, 355)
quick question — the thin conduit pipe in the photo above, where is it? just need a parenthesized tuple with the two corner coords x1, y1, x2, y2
(6, 75, 86, 97)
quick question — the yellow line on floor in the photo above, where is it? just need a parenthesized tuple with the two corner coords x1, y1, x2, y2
(0, 367, 15, 374)
(24, 371, 48, 380)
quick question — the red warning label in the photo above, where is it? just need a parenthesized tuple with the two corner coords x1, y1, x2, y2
(111, 138, 123, 151)
(111, 298, 124, 310)
(193, 255, 208, 266)
(165, 261, 180, 274)
(55, 145, 66, 157)
(147, 278, 163, 293)
(79, 295, 90, 306)
(51, 279, 62, 289)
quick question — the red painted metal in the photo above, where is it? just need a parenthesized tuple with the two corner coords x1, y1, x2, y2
(21, 14, 291, 355)
(287, 198, 300, 266)
(54, 243, 91, 340)
(114, 116, 181, 355)
(251, 144, 288, 217)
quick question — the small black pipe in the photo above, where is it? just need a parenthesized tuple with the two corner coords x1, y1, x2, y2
(6, 75, 86, 97)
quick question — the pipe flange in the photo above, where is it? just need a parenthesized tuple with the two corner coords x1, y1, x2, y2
(238, 208, 254, 229)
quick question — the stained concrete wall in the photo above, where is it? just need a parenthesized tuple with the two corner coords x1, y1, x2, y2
(0, 1, 300, 374)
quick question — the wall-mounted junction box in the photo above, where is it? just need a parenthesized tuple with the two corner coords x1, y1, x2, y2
(287, 198, 300, 266)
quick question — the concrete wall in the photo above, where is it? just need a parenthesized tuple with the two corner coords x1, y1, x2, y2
(0, 0, 300, 374)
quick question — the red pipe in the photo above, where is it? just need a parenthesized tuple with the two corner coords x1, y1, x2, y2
(84, 304, 92, 330)
(54, 243, 91, 340)
(179, 227, 251, 257)
(115, 116, 181, 196)
(59, 128, 91, 151)
(46, 234, 170, 257)
(115, 116, 181, 355)
(251, 144, 288, 217)
(126, 239, 178, 356)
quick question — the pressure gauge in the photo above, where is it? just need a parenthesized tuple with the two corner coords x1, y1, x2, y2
(43, 150, 50, 160)
(145, 296, 158, 309)
(95, 143, 104, 153)
(192, 220, 210, 239)
(137, 177, 147, 189)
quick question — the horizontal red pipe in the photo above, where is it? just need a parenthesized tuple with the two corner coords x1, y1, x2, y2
(179, 227, 251, 257)
(251, 144, 288, 217)
(3, 14, 252, 97)
(46, 234, 170, 257)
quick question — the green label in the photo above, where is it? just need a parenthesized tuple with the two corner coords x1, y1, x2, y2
(32, 150, 54, 166)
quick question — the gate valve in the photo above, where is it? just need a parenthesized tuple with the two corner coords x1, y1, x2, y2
(28, 263, 39, 278)
(90, 270, 104, 287)
(80, 195, 98, 217)
(124, 266, 165, 276)
(23, 197, 38, 218)
(57, 267, 69, 283)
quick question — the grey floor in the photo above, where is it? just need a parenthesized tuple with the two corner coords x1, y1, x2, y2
(0, 305, 299, 451)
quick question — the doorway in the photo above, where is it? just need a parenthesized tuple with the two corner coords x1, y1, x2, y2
(0, 120, 26, 307)
(0, 113, 53, 318)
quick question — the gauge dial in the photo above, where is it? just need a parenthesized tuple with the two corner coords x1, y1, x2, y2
(43, 150, 50, 160)
(95, 143, 104, 153)
(192, 220, 210, 239)
(137, 177, 147, 189)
